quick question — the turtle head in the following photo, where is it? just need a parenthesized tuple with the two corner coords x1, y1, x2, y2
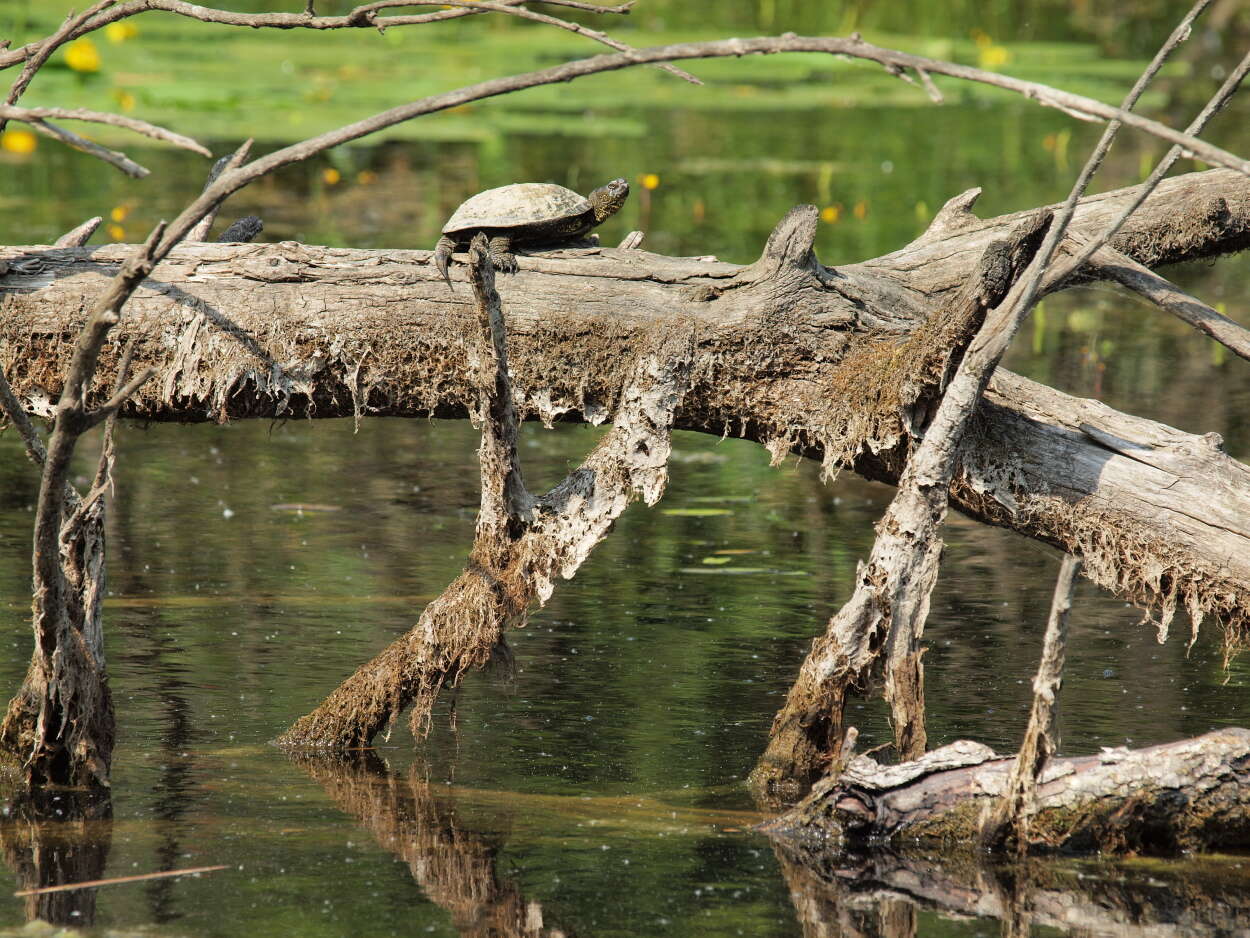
(588, 177, 630, 224)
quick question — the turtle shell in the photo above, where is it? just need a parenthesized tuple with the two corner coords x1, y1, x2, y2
(441, 183, 590, 235)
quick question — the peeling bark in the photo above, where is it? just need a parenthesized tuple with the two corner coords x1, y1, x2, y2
(276, 238, 694, 748)
(5, 170, 1250, 750)
(763, 728, 1250, 856)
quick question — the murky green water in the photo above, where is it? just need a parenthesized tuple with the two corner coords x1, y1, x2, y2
(4, 2, 1250, 935)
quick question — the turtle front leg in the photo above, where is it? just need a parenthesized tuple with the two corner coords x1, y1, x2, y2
(434, 235, 456, 288)
(487, 235, 518, 274)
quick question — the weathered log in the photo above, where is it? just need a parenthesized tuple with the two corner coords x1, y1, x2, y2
(3, 169, 1250, 648)
(763, 728, 1250, 855)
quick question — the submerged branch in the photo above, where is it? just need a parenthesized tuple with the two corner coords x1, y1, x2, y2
(982, 554, 1081, 852)
(276, 247, 694, 748)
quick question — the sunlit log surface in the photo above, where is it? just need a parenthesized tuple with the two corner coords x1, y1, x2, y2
(3, 169, 1250, 648)
(762, 729, 1250, 855)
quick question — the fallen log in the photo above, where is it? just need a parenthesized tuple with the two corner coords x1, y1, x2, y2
(3, 169, 1249, 645)
(762, 728, 1250, 855)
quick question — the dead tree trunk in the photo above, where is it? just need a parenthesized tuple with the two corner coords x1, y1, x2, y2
(5, 170, 1250, 750)
(3, 170, 1248, 624)
(763, 728, 1250, 855)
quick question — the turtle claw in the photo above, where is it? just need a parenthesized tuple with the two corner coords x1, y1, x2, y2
(494, 253, 519, 274)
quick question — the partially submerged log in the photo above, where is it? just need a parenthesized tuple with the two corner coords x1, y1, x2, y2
(763, 728, 1250, 855)
(4, 169, 1250, 652)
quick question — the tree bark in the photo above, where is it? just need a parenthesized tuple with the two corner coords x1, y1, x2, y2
(762, 728, 1250, 855)
(3, 169, 1250, 653)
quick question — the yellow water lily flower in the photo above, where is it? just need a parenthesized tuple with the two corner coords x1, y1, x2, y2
(322, 167, 341, 185)
(65, 38, 101, 73)
(1, 129, 37, 155)
(105, 22, 138, 43)
(641, 173, 660, 190)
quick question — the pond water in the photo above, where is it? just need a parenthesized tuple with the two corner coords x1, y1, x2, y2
(3, 2, 1250, 936)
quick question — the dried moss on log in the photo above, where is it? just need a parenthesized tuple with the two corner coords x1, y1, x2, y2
(763, 729, 1250, 856)
(3, 170, 1250, 659)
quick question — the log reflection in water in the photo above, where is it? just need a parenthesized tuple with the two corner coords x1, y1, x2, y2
(291, 753, 572, 937)
(773, 840, 1250, 937)
(0, 787, 112, 927)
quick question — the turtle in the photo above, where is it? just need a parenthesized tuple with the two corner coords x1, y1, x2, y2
(433, 177, 630, 287)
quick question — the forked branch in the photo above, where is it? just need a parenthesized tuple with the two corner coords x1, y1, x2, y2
(276, 243, 694, 749)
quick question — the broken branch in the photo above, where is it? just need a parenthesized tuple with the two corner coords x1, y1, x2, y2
(981, 553, 1081, 852)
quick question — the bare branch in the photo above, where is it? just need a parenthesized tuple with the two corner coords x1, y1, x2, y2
(960, 0, 1207, 376)
(1093, 246, 1250, 362)
(22, 118, 150, 178)
(0, 367, 46, 467)
(0, 104, 210, 156)
(982, 554, 1081, 851)
(1055, 46, 1250, 283)
(0, 0, 117, 133)
(429, 0, 699, 84)
(0, 0, 633, 69)
(54, 217, 103, 249)
(86, 367, 155, 429)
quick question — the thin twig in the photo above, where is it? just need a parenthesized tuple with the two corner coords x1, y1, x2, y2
(13, 864, 228, 897)
(22, 117, 150, 178)
(3, 28, 1244, 177)
(0, 104, 210, 156)
(428, 0, 699, 84)
(0, 0, 632, 68)
(0, 0, 117, 133)
(1093, 246, 1250, 362)
(1053, 45, 1250, 285)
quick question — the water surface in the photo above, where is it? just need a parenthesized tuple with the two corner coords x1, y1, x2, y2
(3, 3, 1250, 935)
